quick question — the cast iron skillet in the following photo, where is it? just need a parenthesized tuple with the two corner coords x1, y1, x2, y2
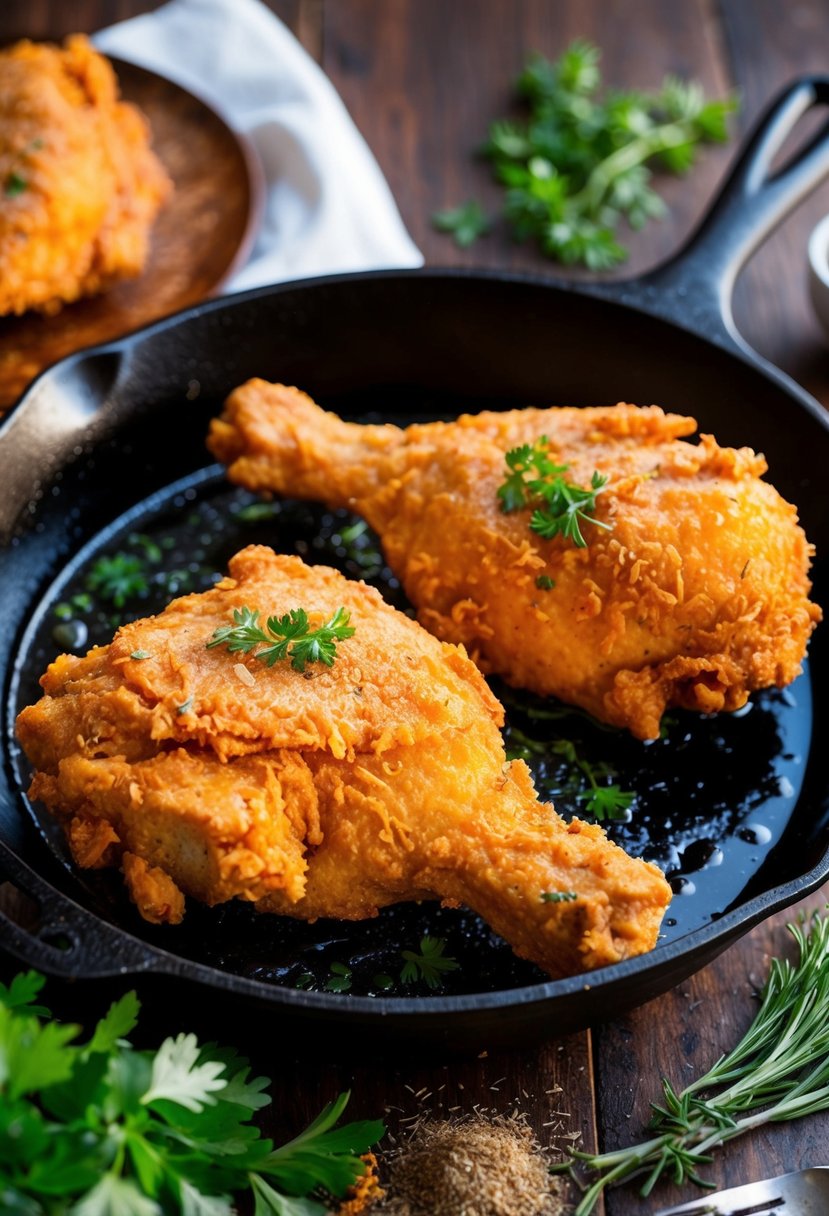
(1, 80, 828, 1050)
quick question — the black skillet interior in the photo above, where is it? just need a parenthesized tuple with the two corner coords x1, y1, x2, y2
(1, 80, 829, 1049)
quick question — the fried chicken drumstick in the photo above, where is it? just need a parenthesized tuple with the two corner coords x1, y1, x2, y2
(16, 546, 670, 979)
(208, 384, 820, 740)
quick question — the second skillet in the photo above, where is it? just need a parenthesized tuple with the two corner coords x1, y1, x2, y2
(0, 79, 827, 1049)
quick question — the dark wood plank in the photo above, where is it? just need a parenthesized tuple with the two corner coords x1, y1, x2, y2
(0, 0, 304, 44)
(597, 885, 829, 1215)
(323, 0, 733, 279)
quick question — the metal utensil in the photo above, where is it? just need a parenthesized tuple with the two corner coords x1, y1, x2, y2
(655, 1166, 829, 1215)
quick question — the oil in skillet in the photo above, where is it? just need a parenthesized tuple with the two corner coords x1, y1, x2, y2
(13, 472, 810, 997)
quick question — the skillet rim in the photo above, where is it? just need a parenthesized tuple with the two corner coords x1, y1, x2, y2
(1, 265, 828, 1024)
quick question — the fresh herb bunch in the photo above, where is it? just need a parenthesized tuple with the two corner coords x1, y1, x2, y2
(434, 39, 736, 268)
(208, 605, 355, 673)
(555, 909, 829, 1214)
(498, 437, 611, 548)
(0, 972, 383, 1215)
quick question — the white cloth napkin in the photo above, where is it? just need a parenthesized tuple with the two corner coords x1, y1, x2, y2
(95, 0, 423, 290)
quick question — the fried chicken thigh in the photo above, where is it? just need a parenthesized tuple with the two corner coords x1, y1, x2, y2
(209, 384, 820, 740)
(16, 546, 670, 979)
(0, 35, 170, 316)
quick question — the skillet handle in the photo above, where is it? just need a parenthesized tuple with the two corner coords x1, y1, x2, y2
(612, 77, 829, 347)
(0, 343, 127, 545)
(0, 842, 170, 979)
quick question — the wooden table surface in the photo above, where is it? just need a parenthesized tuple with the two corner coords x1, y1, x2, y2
(2, 3, 829, 1213)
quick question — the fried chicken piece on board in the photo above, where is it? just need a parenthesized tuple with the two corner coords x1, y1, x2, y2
(208, 383, 821, 740)
(0, 34, 170, 316)
(16, 546, 670, 979)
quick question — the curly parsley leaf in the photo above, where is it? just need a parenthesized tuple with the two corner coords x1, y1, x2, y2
(498, 438, 611, 547)
(431, 200, 491, 247)
(207, 605, 355, 673)
(86, 552, 149, 607)
(400, 936, 461, 989)
(578, 782, 635, 821)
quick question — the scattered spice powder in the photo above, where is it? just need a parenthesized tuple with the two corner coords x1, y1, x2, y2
(370, 1114, 569, 1216)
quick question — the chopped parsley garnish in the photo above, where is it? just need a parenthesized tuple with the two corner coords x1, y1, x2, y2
(579, 782, 635, 821)
(234, 502, 280, 523)
(498, 437, 611, 547)
(431, 199, 491, 247)
(324, 963, 353, 993)
(535, 574, 556, 590)
(177, 698, 193, 715)
(130, 650, 151, 661)
(0, 972, 383, 1213)
(506, 726, 634, 822)
(400, 936, 460, 989)
(541, 890, 579, 903)
(85, 552, 149, 607)
(54, 593, 93, 620)
(207, 604, 355, 673)
(4, 171, 27, 198)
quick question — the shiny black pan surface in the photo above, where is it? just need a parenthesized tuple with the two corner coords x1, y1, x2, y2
(0, 80, 828, 1048)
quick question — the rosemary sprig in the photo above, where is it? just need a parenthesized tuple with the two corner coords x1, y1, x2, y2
(554, 909, 829, 1214)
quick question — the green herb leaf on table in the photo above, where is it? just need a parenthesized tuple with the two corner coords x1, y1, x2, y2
(400, 936, 461, 989)
(0, 978, 383, 1213)
(431, 200, 491, 247)
(555, 908, 829, 1215)
(207, 604, 355, 673)
(436, 40, 736, 269)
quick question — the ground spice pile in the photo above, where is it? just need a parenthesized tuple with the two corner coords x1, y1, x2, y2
(372, 1114, 569, 1216)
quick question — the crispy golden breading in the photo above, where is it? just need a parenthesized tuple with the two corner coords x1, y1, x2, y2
(16, 546, 670, 979)
(208, 383, 821, 740)
(0, 34, 170, 316)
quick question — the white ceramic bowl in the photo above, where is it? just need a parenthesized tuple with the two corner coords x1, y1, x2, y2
(808, 212, 829, 339)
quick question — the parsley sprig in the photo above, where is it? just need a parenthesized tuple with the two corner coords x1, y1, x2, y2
(432, 199, 491, 247)
(207, 604, 355, 673)
(400, 936, 461, 989)
(0, 974, 383, 1215)
(434, 40, 737, 268)
(498, 437, 611, 548)
(556, 908, 829, 1214)
(506, 728, 634, 822)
